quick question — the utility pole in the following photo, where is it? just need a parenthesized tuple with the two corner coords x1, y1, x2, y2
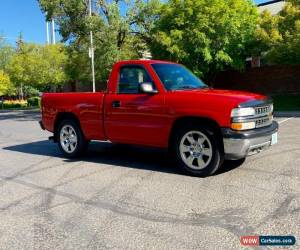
(46, 21, 50, 44)
(45, 12, 50, 45)
(89, 0, 96, 92)
(51, 19, 56, 44)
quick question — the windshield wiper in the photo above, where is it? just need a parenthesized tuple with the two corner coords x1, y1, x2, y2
(176, 86, 198, 89)
(175, 85, 208, 90)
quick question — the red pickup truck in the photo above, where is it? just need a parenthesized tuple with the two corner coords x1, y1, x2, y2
(40, 60, 278, 177)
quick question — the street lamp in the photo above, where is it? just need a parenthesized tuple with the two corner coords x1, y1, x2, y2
(89, 0, 96, 93)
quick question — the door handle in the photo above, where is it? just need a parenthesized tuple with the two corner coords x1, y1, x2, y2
(112, 100, 121, 108)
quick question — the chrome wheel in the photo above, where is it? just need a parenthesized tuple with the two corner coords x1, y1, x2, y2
(179, 130, 213, 170)
(59, 125, 78, 153)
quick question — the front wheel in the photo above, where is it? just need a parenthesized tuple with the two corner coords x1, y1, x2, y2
(57, 119, 88, 158)
(172, 124, 224, 177)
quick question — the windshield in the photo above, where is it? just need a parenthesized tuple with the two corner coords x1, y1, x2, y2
(151, 63, 208, 91)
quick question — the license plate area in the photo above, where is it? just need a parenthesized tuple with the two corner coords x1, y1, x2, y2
(271, 132, 278, 145)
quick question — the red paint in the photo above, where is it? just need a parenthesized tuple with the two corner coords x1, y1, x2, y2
(41, 60, 266, 148)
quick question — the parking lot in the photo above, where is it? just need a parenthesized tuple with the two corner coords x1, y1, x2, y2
(0, 110, 299, 249)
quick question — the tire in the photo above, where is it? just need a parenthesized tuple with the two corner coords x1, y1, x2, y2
(57, 119, 88, 158)
(171, 124, 224, 177)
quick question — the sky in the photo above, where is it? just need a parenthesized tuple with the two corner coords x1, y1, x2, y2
(0, 0, 271, 45)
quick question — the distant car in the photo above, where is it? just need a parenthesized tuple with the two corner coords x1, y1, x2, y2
(40, 60, 278, 177)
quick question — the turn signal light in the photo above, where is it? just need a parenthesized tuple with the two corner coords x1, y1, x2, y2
(231, 122, 256, 131)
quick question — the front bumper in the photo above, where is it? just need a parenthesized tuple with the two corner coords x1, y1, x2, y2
(222, 121, 279, 160)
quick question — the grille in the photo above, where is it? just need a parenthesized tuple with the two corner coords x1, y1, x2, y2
(255, 115, 273, 128)
(254, 104, 273, 128)
(255, 105, 271, 116)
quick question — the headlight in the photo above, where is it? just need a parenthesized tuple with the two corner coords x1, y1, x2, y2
(270, 104, 274, 113)
(231, 107, 256, 130)
(231, 107, 255, 117)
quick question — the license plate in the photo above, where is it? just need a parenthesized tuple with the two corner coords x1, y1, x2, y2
(271, 132, 278, 145)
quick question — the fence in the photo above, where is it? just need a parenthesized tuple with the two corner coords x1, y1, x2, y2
(214, 65, 300, 95)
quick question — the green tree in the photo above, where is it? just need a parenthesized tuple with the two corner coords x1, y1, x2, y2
(7, 43, 68, 94)
(266, 0, 300, 64)
(0, 37, 15, 71)
(0, 70, 15, 96)
(38, 0, 160, 87)
(148, 0, 258, 81)
(253, 0, 300, 64)
(249, 10, 282, 57)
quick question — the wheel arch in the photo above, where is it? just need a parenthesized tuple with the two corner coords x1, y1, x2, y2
(168, 116, 224, 151)
(53, 112, 82, 142)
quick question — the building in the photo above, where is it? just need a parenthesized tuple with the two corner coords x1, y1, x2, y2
(258, 0, 285, 15)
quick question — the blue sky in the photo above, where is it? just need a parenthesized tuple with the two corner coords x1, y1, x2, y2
(0, 0, 270, 45)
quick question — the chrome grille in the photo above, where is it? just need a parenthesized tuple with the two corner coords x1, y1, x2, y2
(255, 106, 271, 116)
(255, 115, 273, 128)
(254, 104, 273, 128)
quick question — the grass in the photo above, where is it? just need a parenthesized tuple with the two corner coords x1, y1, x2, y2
(272, 94, 300, 111)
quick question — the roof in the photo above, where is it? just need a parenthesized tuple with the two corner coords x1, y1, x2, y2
(258, 0, 285, 15)
(257, 0, 284, 7)
(116, 60, 176, 65)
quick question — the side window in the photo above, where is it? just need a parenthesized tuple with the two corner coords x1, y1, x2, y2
(118, 66, 154, 94)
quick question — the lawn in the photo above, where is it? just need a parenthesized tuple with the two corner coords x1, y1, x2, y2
(272, 94, 300, 111)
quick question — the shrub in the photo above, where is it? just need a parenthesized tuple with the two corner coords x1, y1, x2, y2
(2, 100, 28, 109)
(27, 96, 41, 107)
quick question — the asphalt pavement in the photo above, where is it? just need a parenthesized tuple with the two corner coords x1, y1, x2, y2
(0, 110, 299, 249)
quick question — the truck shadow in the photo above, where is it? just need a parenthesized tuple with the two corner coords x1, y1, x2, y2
(3, 140, 243, 176)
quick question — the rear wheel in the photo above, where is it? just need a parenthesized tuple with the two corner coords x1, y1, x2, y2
(57, 119, 88, 158)
(172, 124, 224, 177)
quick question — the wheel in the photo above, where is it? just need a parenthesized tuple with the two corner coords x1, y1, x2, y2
(172, 124, 224, 177)
(57, 119, 88, 158)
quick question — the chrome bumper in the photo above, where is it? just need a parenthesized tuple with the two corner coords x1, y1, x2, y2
(222, 121, 279, 160)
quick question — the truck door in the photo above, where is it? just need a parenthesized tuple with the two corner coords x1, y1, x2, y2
(104, 65, 169, 147)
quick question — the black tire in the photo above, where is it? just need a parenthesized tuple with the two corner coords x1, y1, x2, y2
(57, 119, 88, 158)
(171, 124, 224, 177)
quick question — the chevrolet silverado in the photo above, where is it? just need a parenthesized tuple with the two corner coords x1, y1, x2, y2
(40, 60, 278, 177)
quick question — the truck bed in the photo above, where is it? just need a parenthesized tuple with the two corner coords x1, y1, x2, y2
(42, 92, 106, 140)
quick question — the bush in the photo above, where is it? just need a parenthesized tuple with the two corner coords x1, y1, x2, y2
(2, 100, 28, 109)
(27, 96, 41, 107)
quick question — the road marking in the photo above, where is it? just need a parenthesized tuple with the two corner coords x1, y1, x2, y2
(278, 117, 294, 124)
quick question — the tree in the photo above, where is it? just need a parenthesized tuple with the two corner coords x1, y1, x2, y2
(249, 10, 282, 57)
(0, 70, 15, 96)
(253, 0, 300, 64)
(0, 37, 15, 71)
(37, 0, 160, 87)
(266, 0, 300, 64)
(148, 0, 258, 81)
(7, 43, 68, 94)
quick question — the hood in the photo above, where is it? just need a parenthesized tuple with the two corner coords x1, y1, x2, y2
(166, 89, 268, 127)
(170, 88, 266, 104)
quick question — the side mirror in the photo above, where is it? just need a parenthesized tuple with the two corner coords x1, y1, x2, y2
(139, 83, 158, 94)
